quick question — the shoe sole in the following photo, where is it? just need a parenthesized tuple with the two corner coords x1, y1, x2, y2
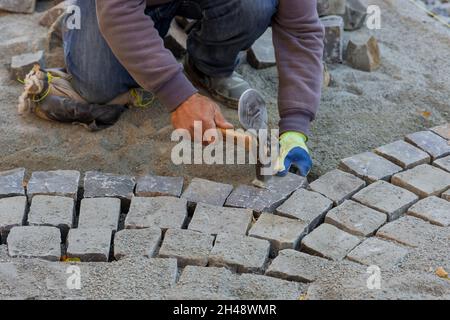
(183, 59, 239, 110)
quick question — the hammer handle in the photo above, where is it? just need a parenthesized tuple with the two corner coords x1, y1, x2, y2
(218, 128, 254, 151)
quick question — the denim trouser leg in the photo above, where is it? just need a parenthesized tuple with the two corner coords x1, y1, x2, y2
(64, 0, 178, 104)
(64, 0, 278, 104)
(187, 0, 278, 77)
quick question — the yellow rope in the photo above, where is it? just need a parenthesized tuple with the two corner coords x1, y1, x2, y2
(130, 88, 155, 108)
(31, 72, 61, 103)
(19, 72, 154, 108)
(407, 0, 450, 28)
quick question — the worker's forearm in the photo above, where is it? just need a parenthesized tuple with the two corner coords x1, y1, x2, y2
(273, 0, 325, 136)
(96, 0, 197, 111)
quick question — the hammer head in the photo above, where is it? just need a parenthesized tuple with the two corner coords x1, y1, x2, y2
(238, 89, 271, 188)
(238, 89, 268, 131)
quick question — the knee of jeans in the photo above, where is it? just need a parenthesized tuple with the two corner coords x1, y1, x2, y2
(74, 79, 121, 104)
(239, 0, 278, 31)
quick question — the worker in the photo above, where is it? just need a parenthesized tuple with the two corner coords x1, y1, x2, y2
(63, 0, 324, 177)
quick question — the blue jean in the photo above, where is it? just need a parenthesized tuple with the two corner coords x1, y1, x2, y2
(64, 0, 278, 104)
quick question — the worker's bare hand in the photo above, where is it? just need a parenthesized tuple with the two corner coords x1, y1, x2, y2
(171, 93, 233, 143)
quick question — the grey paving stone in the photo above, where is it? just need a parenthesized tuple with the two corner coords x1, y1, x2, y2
(276, 189, 333, 230)
(78, 198, 121, 231)
(83, 171, 135, 200)
(0, 196, 26, 243)
(0, 260, 71, 299)
(339, 151, 402, 184)
(209, 233, 270, 273)
(430, 123, 450, 140)
(136, 175, 184, 197)
(264, 173, 309, 197)
(352, 180, 418, 221)
(374, 140, 431, 169)
(376, 215, 443, 247)
(0, 0, 36, 13)
(10, 50, 44, 80)
(443, 189, 450, 201)
(224, 185, 272, 213)
(125, 196, 187, 231)
(232, 274, 301, 300)
(391, 164, 450, 198)
(347, 237, 409, 268)
(321, 15, 344, 63)
(165, 266, 235, 300)
(188, 203, 253, 236)
(27, 170, 80, 200)
(225, 173, 307, 213)
(7, 226, 61, 261)
(309, 169, 365, 205)
(266, 249, 330, 283)
(407, 196, 450, 227)
(66, 228, 112, 262)
(28, 195, 74, 232)
(166, 266, 301, 300)
(300, 223, 361, 261)
(248, 213, 308, 255)
(0, 168, 25, 198)
(345, 36, 381, 72)
(247, 28, 276, 69)
(181, 178, 233, 207)
(433, 155, 450, 173)
(342, 0, 368, 30)
(174, 16, 196, 32)
(405, 131, 450, 160)
(318, 0, 346, 16)
(39, 1, 69, 28)
(325, 200, 387, 236)
(113, 227, 161, 260)
(164, 20, 187, 58)
(159, 229, 214, 267)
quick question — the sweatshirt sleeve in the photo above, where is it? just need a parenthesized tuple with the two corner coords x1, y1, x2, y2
(272, 0, 325, 136)
(96, 0, 197, 112)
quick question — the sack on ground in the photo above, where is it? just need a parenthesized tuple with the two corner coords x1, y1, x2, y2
(18, 65, 127, 131)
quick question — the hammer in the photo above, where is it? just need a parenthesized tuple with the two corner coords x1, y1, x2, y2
(219, 89, 271, 188)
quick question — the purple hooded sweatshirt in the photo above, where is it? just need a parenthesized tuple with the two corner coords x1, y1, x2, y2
(95, 0, 324, 136)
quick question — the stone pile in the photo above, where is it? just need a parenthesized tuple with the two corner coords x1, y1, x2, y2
(318, 0, 381, 75)
(3, 0, 69, 78)
(164, 0, 382, 88)
(167, 0, 381, 73)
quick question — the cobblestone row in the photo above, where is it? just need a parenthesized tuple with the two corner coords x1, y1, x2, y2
(0, 124, 449, 299)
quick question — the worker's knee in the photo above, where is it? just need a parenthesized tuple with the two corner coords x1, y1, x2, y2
(229, 0, 278, 47)
(71, 77, 125, 105)
(238, 0, 278, 33)
(65, 46, 137, 104)
(199, 0, 277, 42)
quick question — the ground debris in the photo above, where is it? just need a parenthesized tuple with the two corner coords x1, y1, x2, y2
(436, 267, 449, 279)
